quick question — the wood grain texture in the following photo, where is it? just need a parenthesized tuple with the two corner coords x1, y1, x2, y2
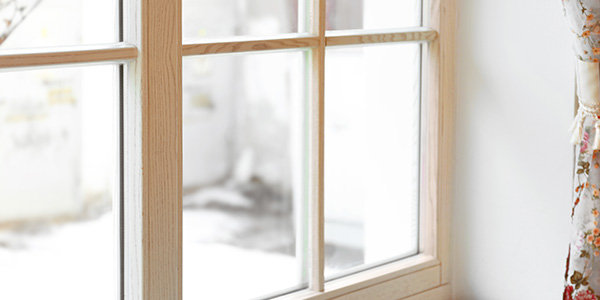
(182, 29, 435, 56)
(183, 35, 319, 55)
(275, 255, 439, 300)
(421, 38, 440, 261)
(400, 284, 452, 300)
(123, 0, 144, 299)
(0, 43, 137, 68)
(123, 60, 144, 300)
(123, 0, 182, 298)
(331, 266, 440, 300)
(308, 0, 326, 293)
(142, 0, 182, 298)
(420, 39, 438, 262)
(427, 0, 457, 286)
(326, 28, 437, 47)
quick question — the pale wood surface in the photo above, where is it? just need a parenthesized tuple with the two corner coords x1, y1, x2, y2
(123, 0, 144, 299)
(400, 284, 452, 300)
(183, 35, 319, 55)
(275, 255, 439, 300)
(326, 28, 437, 47)
(331, 266, 440, 300)
(123, 61, 144, 300)
(308, 0, 326, 293)
(420, 40, 438, 261)
(428, 0, 457, 286)
(0, 43, 137, 68)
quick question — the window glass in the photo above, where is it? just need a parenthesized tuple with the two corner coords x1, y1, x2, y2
(183, 51, 308, 299)
(183, 0, 306, 40)
(324, 44, 421, 278)
(0, 0, 117, 49)
(0, 64, 119, 299)
(326, 0, 421, 31)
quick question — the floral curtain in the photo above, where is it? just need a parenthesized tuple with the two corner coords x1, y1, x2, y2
(563, 1, 600, 299)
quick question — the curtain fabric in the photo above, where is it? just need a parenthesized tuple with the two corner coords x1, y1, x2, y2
(562, 0, 600, 62)
(563, 1, 600, 299)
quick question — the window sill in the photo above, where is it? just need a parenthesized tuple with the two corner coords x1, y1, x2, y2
(274, 254, 442, 300)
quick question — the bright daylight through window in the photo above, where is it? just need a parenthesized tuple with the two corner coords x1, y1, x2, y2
(0, 0, 433, 298)
(0, 1, 118, 299)
(182, 0, 422, 298)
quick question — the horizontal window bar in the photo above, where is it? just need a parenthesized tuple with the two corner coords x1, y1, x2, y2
(183, 28, 436, 56)
(0, 28, 437, 66)
(183, 34, 320, 56)
(326, 27, 437, 47)
(0, 43, 138, 69)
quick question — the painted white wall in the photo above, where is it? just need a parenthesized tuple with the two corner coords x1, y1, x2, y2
(453, 0, 577, 298)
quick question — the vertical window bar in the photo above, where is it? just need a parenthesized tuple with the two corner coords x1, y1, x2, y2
(122, 0, 182, 298)
(309, 0, 326, 293)
(118, 1, 125, 299)
(119, 62, 125, 300)
(122, 0, 143, 297)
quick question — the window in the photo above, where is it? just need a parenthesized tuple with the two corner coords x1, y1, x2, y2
(0, 0, 455, 299)
(324, 43, 421, 279)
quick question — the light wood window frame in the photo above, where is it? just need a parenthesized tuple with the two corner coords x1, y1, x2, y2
(0, 0, 456, 298)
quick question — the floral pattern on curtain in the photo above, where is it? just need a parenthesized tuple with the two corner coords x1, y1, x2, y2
(563, 1, 600, 299)
(562, 0, 600, 62)
(565, 122, 600, 300)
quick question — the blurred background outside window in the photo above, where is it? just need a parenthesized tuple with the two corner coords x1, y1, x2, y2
(0, 0, 420, 299)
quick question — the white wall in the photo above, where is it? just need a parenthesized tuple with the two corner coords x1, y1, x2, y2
(454, 0, 576, 299)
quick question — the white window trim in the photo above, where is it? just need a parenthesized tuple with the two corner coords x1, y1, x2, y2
(0, 0, 456, 298)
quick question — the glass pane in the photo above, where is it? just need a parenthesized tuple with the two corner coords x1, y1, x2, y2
(183, 52, 307, 299)
(324, 44, 421, 278)
(183, 0, 306, 40)
(0, 65, 119, 299)
(326, 0, 421, 31)
(0, 0, 117, 49)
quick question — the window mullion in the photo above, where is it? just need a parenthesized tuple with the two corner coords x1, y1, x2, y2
(122, 0, 182, 299)
(308, 0, 326, 293)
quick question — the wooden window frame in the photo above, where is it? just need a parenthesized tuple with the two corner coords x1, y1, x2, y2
(0, 0, 456, 298)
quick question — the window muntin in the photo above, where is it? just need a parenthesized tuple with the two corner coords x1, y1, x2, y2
(0, 64, 119, 300)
